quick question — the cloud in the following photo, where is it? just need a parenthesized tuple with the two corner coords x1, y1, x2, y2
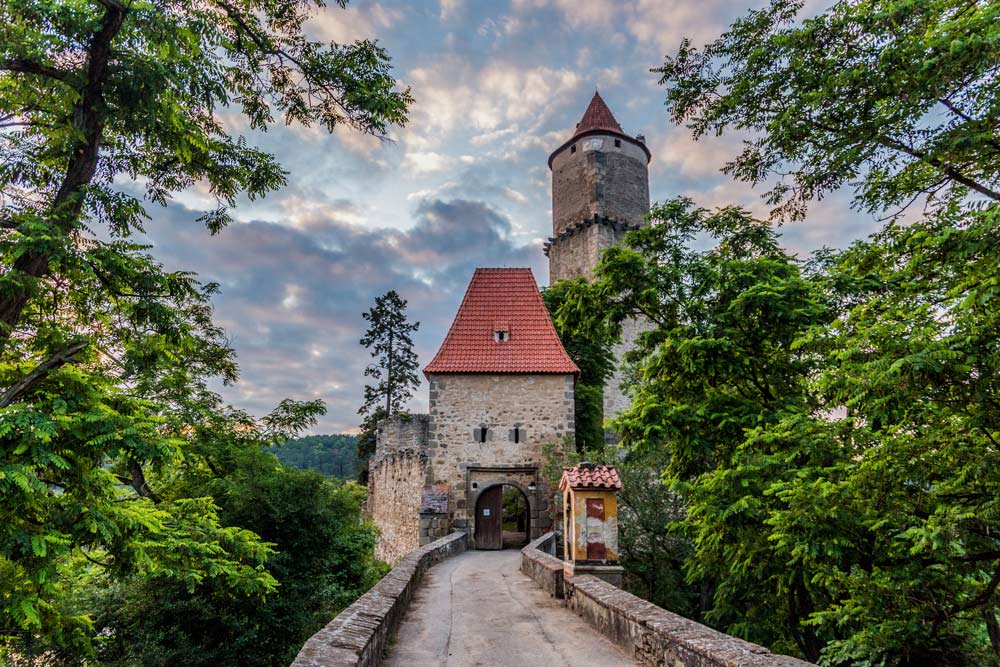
(141, 197, 544, 433)
(307, 2, 403, 43)
(511, 0, 617, 29)
(439, 0, 462, 21)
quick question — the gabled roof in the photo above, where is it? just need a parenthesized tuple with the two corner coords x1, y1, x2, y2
(560, 463, 622, 491)
(424, 268, 579, 376)
(574, 90, 624, 136)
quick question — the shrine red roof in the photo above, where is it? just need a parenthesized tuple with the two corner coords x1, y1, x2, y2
(574, 90, 624, 136)
(423, 268, 579, 376)
(560, 463, 622, 491)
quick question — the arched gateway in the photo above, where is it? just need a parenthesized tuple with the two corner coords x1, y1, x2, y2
(473, 483, 530, 550)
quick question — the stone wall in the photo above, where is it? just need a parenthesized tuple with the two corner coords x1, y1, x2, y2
(367, 414, 431, 564)
(425, 373, 574, 541)
(291, 532, 467, 667)
(550, 133, 649, 237)
(367, 451, 425, 564)
(520, 532, 564, 599)
(547, 217, 629, 284)
(602, 315, 650, 439)
(565, 575, 815, 667)
(520, 533, 816, 666)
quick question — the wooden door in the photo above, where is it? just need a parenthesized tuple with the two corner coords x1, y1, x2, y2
(475, 486, 502, 550)
(586, 498, 607, 561)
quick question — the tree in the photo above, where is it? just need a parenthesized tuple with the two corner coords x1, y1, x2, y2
(574, 199, 833, 660)
(581, 1, 1000, 663)
(269, 434, 358, 478)
(359, 290, 420, 419)
(0, 0, 409, 657)
(84, 428, 385, 667)
(654, 0, 999, 221)
(542, 281, 615, 451)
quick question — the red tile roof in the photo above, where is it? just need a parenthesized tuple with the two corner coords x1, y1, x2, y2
(424, 268, 579, 376)
(560, 463, 622, 491)
(574, 91, 624, 137)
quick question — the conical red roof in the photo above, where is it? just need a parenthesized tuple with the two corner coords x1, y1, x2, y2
(424, 268, 579, 376)
(574, 91, 624, 136)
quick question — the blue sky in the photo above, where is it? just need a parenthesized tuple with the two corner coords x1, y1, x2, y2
(139, 0, 877, 433)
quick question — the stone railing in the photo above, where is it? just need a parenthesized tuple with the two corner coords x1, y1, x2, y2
(520, 532, 815, 667)
(520, 531, 564, 599)
(292, 531, 467, 667)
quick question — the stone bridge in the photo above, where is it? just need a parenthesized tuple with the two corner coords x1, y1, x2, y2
(291, 532, 816, 667)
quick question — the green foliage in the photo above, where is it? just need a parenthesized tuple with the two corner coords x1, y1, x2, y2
(85, 446, 385, 667)
(542, 281, 615, 451)
(655, 0, 1000, 221)
(604, 2, 1000, 663)
(270, 434, 358, 478)
(0, 0, 408, 659)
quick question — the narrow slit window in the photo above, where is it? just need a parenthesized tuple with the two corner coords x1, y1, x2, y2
(476, 427, 488, 443)
(614, 138, 621, 147)
(570, 144, 576, 154)
(513, 427, 521, 443)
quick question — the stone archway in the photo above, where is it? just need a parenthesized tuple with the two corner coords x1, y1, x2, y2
(465, 465, 548, 549)
(473, 483, 530, 550)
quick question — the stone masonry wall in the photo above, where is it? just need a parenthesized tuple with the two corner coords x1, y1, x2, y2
(548, 220, 627, 284)
(367, 414, 431, 564)
(367, 452, 424, 564)
(551, 134, 649, 237)
(425, 373, 574, 541)
(519, 534, 816, 667)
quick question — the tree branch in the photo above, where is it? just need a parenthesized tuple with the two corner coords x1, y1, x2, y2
(0, 58, 70, 82)
(0, 341, 88, 408)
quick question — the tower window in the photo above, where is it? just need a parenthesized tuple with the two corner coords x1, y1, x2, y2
(614, 139, 621, 147)
(494, 330, 509, 342)
(511, 427, 525, 444)
(474, 427, 488, 443)
(570, 144, 576, 154)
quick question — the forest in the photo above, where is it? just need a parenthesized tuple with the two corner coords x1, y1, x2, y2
(270, 435, 359, 479)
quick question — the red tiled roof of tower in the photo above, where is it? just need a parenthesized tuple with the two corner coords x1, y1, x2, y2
(573, 90, 624, 137)
(560, 463, 622, 491)
(423, 268, 579, 376)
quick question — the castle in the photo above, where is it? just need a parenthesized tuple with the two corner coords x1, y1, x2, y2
(367, 92, 651, 562)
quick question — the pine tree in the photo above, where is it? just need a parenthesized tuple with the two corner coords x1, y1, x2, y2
(357, 291, 419, 483)
(359, 291, 420, 419)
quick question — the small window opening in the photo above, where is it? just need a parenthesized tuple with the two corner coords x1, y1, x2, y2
(494, 330, 509, 342)
(570, 144, 576, 154)
(614, 138, 621, 147)
(475, 427, 488, 443)
(513, 427, 522, 444)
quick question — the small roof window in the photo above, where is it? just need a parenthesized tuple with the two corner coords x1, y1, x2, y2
(494, 329, 509, 342)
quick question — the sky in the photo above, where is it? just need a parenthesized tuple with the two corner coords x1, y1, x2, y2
(137, 0, 879, 434)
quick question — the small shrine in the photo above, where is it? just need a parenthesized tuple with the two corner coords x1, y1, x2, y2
(559, 462, 624, 586)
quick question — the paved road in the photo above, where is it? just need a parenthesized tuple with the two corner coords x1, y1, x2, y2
(382, 549, 636, 667)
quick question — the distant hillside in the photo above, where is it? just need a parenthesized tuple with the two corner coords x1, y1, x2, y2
(270, 434, 358, 478)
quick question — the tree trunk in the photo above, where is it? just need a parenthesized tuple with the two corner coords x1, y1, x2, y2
(386, 330, 393, 416)
(0, 0, 125, 349)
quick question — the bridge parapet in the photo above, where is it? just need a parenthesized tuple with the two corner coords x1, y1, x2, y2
(521, 532, 816, 667)
(292, 531, 466, 667)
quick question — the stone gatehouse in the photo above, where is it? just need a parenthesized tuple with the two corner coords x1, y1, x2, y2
(368, 268, 578, 561)
(367, 91, 651, 562)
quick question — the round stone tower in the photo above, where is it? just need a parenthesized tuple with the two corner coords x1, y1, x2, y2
(545, 91, 651, 284)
